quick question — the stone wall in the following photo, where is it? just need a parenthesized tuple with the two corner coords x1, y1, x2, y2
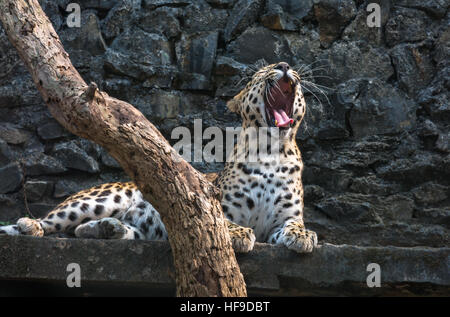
(0, 0, 448, 248)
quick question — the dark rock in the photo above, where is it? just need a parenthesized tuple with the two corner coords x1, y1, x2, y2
(101, 0, 142, 40)
(303, 166, 353, 192)
(296, 94, 348, 141)
(385, 7, 431, 47)
(393, 0, 448, 18)
(436, 132, 450, 153)
(412, 182, 448, 205)
(24, 181, 52, 202)
(0, 28, 24, 90)
(137, 7, 181, 38)
(337, 79, 416, 138)
(418, 119, 439, 138)
(0, 77, 44, 110)
(313, 0, 357, 48)
(0, 192, 23, 222)
(134, 89, 207, 121)
(174, 73, 213, 91)
(175, 31, 218, 90)
(54, 180, 77, 198)
(105, 28, 173, 80)
(0, 193, 15, 207)
(36, 120, 71, 140)
(215, 74, 247, 97)
(214, 56, 248, 76)
(285, 27, 321, 65)
(0, 163, 23, 194)
(390, 43, 435, 95)
(380, 195, 415, 221)
(261, 0, 313, 31)
(206, 0, 236, 6)
(180, 1, 229, 34)
(148, 90, 182, 119)
(76, 139, 102, 160)
(326, 140, 393, 169)
(304, 185, 325, 202)
(103, 78, 134, 101)
(142, 73, 175, 90)
(349, 176, 401, 196)
(433, 23, 450, 65)
(417, 119, 440, 150)
(53, 141, 100, 174)
(53, 178, 104, 198)
(0, 123, 30, 145)
(0, 138, 13, 167)
(415, 208, 450, 227)
(27, 203, 56, 219)
(376, 152, 448, 187)
(143, 0, 190, 9)
(418, 67, 450, 122)
(227, 27, 294, 65)
(21, 139, 46, 159)
(100, 150, 122, 169)
(57, 0, 117, 10)
(224, 0, 264, 42)
(60, 11, 106, 56)
(317, 41, 394, 86)
(315, 194, 383, 225)
(53, 180, 80, 198)
(22, 152, 67, 176)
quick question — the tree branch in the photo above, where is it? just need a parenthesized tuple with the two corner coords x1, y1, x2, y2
(0, 0, 246, 296)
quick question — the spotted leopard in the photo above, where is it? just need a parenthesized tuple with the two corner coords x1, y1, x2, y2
(0, 62, 317, 253)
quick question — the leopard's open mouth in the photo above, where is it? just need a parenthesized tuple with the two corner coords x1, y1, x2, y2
(264, 75, 297, 129)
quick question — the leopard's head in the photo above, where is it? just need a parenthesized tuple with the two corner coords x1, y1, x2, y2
(227, 62, 306, 138)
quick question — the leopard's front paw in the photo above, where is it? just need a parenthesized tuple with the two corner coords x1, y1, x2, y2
(75, 220, 99, 238)
(17, 218, 44, 237)
(283, 228, 318, 253)
(98, 218, 127, 239)
(75, 218, 126, 239)
(228, 223, 255, 253)
(280, 223, 318, 253)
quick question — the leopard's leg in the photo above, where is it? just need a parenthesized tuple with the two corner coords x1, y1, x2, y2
(14, 182, 140, 237)
(226, 219, 255, 253)
(74, 217, 146, 240)
(0, 224, 20, 236)
(119, 200, 168, 240)
(268, 219, 317, 253)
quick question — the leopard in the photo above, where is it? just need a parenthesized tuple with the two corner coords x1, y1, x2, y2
(0, 62, 318, 254)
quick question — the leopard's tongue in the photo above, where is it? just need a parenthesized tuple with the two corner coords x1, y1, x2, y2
(273, 109, 293, 127)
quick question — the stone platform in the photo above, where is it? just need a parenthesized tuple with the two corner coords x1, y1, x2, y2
(0, 235, 448, 296)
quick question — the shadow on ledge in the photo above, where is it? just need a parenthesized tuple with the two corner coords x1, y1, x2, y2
(0, 235, 448, 296)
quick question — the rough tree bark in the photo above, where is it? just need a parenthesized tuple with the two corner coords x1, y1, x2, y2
(0, 0, 247, 296)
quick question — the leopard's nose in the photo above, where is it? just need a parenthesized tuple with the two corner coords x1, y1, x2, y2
(275, 62, 290, 74)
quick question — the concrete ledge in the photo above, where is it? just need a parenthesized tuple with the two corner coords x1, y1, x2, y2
(0, 235, 448, 296)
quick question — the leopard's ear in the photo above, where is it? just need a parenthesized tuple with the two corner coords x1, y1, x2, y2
(226, 89, 245, 113)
